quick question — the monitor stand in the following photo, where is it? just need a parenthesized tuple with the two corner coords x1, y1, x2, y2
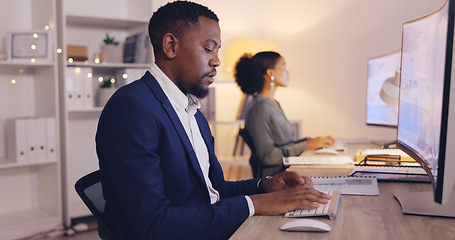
(394, 191, 455, 218)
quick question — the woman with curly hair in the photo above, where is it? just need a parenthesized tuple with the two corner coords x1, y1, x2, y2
(235, 51, 334, 177)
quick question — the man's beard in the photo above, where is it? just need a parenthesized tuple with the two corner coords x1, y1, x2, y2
(189, 81, 209, 99)
(190, 70, 215, 98)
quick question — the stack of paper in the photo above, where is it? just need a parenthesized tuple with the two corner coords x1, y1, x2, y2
(311, 176, 380, 196)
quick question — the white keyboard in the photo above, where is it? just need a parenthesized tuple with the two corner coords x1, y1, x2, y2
(331, 141, 347, 151)
(284, 190, 341, 220)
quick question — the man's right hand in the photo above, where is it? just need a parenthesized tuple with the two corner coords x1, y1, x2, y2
(249, 184, 331, 216)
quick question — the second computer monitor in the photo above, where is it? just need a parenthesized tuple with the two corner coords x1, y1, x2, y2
(366, 50, 401, 127)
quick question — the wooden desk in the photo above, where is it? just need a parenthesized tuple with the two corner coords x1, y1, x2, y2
(230, 141, 455, 240)
(231, 181, 455, 240)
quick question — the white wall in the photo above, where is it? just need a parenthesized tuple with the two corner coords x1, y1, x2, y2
(153, 0, 446, 141)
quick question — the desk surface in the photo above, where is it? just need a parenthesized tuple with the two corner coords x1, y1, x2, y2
(231, 181, 455, 240)
(230, 141, 455, 240)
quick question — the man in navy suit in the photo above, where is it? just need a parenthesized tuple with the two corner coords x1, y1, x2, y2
(96, 1, 331, 239)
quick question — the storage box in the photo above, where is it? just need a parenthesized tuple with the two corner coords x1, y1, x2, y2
(67, 45, 88, 61)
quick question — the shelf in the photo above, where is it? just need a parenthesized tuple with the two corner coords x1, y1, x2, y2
(0, 209, 60, 240)
(66, 15, 148, 30)
(0, 0, 61, 238)
(0, 159, 58, 170)
(68, 107, 104, 113)
(67, 61, 150, 69)
(0, 61, 55, 67)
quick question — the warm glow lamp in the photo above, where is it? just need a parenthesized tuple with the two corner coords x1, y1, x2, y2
(224, 38, 278, 76)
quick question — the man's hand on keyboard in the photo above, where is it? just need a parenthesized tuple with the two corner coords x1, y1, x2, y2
(250, 171, 332, 216)
(260, 171, 312, 192)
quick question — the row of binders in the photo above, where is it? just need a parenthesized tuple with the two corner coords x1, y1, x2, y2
(65, 67, 148, 110)
(6, 117, 57, 164)
(65, 67, 94, 110)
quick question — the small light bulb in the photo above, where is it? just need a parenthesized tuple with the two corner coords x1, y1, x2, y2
(87, 73, 92, 78)
(122, 74, 128, 79)
(110, 78, 116, 84)
(11, 79, 16, 84)
(68, 58, 73, 63)
(31, 44, 37, 50)
(57, 48, 62, 54)
(94, 58, 100, 64)
(44, 25, 50, 30)
(19, 69, 24, 74)
(98, 77, 104, 82)
(30, 58, 36, 63)
(33, 33, 39, 38)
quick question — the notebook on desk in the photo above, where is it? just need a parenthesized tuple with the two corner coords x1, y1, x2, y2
(312, 176, 380, 196)
(355, 148, 419, 165)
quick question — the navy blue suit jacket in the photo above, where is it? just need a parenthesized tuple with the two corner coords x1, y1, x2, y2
(96, 71, 262, 239)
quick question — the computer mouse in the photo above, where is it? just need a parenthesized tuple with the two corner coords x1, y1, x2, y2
(315, 148, 339, 155)
(280, 219, 331, 232)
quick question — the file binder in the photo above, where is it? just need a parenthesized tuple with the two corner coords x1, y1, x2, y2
(81, 67, 94, 109)
(35, 117, 47, 162)
(46, 117, 57, 161)
(66, 66, 93, 110)
(6, 118, 28, 163)
(25, 118, 39, 162)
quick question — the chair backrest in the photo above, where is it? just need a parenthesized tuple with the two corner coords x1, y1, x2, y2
(238, 128, 263, 178)
(75, 170, 114, 240)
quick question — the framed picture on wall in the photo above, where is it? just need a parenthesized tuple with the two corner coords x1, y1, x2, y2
(8, 31, 52, 62)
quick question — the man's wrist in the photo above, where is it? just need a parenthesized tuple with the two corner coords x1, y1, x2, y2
(257, 176, 272, 192)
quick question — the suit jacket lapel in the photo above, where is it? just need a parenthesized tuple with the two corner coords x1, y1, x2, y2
(142, 72, 206, 185)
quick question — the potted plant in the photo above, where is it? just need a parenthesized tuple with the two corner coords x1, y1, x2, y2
(97, 76, 117, 106)
(100, 33, 122, 62)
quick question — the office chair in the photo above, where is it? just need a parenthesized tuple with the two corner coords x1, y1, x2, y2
(238, 128, 263, 178)
(75, 170, 115, 240)
(232, 94, 253, 156)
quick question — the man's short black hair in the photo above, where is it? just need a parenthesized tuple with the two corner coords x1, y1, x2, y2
(148, 1, 219, 57)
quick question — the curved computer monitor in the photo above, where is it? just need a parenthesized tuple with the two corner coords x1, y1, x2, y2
(366, 50, 401, 127)
(396, 0, 455, 216)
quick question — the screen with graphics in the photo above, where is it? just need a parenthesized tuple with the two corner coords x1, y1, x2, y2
(397, 0, 455, 206)
(366, 50, 401, 127)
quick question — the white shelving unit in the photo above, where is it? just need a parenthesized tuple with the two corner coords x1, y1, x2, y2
(56, 0, 153, 227)
(0, 0, 61, 239)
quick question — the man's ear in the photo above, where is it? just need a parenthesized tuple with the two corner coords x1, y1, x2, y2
(162, 33, 178, 59)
